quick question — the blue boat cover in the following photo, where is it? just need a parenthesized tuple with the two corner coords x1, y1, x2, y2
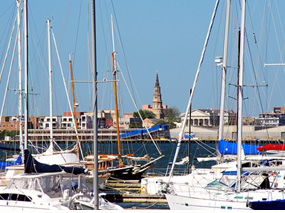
(250, 200, 285, 210)
(0, 154, 22, 170)
(222, 171, 249, 176)
(218, 140, 261, 155)
(24, 149, 86, 175)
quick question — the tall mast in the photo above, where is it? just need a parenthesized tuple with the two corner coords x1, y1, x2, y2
(91, 0, 99, 209)
(16, 0, 24, 152)
(47, 19, 53, 152)
(24, 0, 28, 150)
(218, 0, 231, 143)
(168, 0, 220, 178)
(111, 14, 123, 167)
(69, 54, 79, 158)
(236, 0, 246, 193)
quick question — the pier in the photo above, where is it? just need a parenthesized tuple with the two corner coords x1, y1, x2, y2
(104, 180, 167, 204)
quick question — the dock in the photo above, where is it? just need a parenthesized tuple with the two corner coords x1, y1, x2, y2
(104, 180, 167, 204)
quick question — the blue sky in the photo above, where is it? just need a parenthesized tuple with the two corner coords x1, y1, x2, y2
(1, 0, 285, 118)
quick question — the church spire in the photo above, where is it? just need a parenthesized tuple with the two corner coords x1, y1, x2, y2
(152, 70, 163, 119)
(155, 70, 160, 87)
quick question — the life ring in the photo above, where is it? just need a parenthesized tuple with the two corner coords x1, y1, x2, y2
(141, 186, 147, 194)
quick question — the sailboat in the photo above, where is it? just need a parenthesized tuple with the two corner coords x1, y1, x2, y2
(83, 14, 164, 181)
(0, 1, 123, 210)
(165, 0, 285, 210)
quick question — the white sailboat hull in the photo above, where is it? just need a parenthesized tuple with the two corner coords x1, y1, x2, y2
(166, 193, 251, 210)
(166, 189, 285, 210)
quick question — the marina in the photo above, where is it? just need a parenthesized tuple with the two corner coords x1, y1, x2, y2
(1, 0, 285, 210)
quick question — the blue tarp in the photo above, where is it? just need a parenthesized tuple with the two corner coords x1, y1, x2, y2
(120, 125, 168, 139)
(222, 171, 249, 176)
(0, 154, 22, 170)
(218, 139, 261, 155)
(250, 200, 285, 210)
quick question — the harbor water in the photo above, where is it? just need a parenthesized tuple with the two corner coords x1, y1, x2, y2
(0, 141, 221, 209)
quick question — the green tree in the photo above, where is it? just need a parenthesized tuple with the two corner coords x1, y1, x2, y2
(133, 109, 156, 120)
(129, 122, 143, 129)
(153, 119, 167, 126)
(154, 107, 180, 129)
(0, 130, 6, 140)
(6, 130, 19, 138)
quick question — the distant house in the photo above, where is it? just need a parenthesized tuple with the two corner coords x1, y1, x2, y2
(255, 107, 285, 128)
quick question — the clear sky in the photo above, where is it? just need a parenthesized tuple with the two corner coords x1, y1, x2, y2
(1, 0, 285, 118)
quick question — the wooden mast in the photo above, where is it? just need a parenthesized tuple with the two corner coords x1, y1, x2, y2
(69, 54, 79, 158)
(111, 15, 123, 167)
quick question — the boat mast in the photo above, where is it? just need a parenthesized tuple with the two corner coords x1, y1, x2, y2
(24, 0, 28, 150)
(218, 0, 231, 144)
(16, 0, 24, 152)
(91, 0, 99, 209)
(168, 0, 220, 178)
(111, 14, 123, 167)
(47, 19, 54, 152)
(236, 0, 246, 193)
(69, 54, 79, 158)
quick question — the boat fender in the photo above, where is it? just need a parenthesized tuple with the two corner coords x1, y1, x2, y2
(63, 189, 70, 201)
(141, 186, 147, 194)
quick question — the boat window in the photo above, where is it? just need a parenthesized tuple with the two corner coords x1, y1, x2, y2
(17, 194, 32, 202)
(39, 175, 61, 198)
(0, 193, 9, 200)
(205, 179, 234, 191)
(0, 193, 32, 202)
(7, 178, 32, 190)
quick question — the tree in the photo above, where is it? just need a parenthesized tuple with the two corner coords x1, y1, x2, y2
(153, 120, 167, 126)
(129, 122, 143, 129)
(164, 107, 180, 121)
(133, 109, 156, 120)
(155, 107, 180, 129)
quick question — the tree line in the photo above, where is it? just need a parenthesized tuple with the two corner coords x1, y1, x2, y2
(130, 107, 180, 129)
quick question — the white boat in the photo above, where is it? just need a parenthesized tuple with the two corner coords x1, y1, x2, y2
(0, 170, 122, 210)
(166, 0, 285, 210)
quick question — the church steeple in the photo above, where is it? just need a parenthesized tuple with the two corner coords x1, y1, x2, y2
(152, 70, 163, 119)
(155, 71, 160, 87)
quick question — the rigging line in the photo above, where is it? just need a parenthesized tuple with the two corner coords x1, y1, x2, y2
(169, 0, 220, 179)
(210, 0, 225, 109)
(266, 1, 285, 108)
(0, 2, 14, 18)
(193, 141, 216, 156)
(116, 61, 162, 156)
(244, 30, 265, 117)
(0, 14, 17, 84)
(51, 29, 84, 160)
(274, 0, 285, 59)
(98, 2, 112, 110)
(110, 0, 142, 107)
(0, 3, 16, 63)
(72, 0, 83, 65)
(246, 0, 268, 83)
(0, 30, 17, 125)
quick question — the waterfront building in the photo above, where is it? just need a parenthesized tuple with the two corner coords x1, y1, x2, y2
(60, 112, 92, 130)
(0, 116, 20, 132)
(255, 107, 285, 129)
(181, 109, 235, 127)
